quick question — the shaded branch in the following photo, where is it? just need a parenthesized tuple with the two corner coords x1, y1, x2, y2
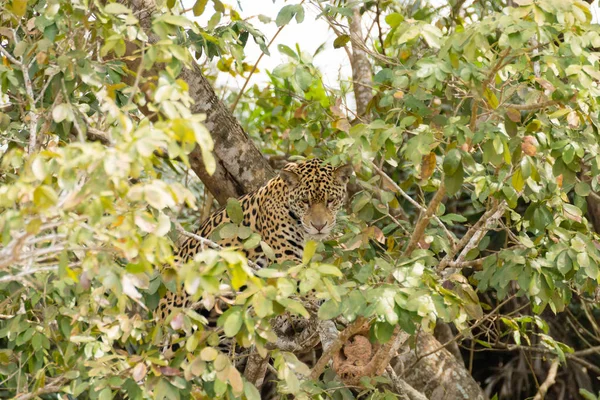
(504, 100, 558, 111)
(310, 317, 369, 379)
(437, 200, 506, 272)
(402, 182, 446, 257)
(532, 359, 560, 400)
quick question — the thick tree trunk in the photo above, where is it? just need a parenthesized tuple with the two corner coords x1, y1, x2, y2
(392, 333, 486, 400)
(349, 7, 373, 119)
(182, 64, 275, 203)
(122, 0, 274, 204)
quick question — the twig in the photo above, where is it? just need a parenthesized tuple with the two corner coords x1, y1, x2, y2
(61, 79, 84, 143)
(504, 100, 558, 111)
(370, 161, 455, 248)
(375, 2, 385, 57)
(533, 359, 559, 400)
(229, 0, 306, 112)
(454, 205, 506, 264)
(0, 266, 58, 283)
(0, 44, 22, 67)
(437, 200, 506, 272)
(402, 182, 446, 258)
(172, 220, 261, 270)
(125, 42, 147, 108)
(14, 382, 64, 400)
(3, 37, 41, 154)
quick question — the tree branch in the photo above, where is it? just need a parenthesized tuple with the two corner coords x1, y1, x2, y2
(310, 317, 368, 379)
(532, 359, 560, 400)
(402, 182, 446, 258)
(437, 200, 506, 272)
(504, 100, 558, 111)
(370, 161, 455, 249)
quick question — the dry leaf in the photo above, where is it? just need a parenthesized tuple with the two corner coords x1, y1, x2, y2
(393, 91, 404, 100)
(506, 108, 521, 123)
(535, 78, 555, 92)
(330, 98, 345, 118)
(521, 136, 537, 156)
(333, 118, 350, 133)
(294, 105, 307, 119)
(420, 152, 437, 180)
(160, 366, 182, 376)
(567, 111, 580, 129)
(132, 363, 147, 381)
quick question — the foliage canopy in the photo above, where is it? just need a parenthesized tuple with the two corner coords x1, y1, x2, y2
(1, 0, 600, 398)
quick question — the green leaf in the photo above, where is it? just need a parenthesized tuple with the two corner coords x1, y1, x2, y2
(556, 251, 572, 275)
(421, 24, 443, 48)
(272, 63, 295, 78)
(276, 4, 303, 27)
(294, 67, 312, 91)
(12, 0, 28, 17)
(223, 308, 243, 337)
(502, 186, 518, 209)
(282, 299, 309, 318)
(575, 182, 591, 197)
(33, 186, 58, 208)
(219, 223, 238, 239)
(99, 387, 112, 400)
(316, 264, 342, 277)
(243, 233, 261, 249)
(277, 44, 298, 59)
(352, 192, 372, 213)
(104, 3, 130, 14)
(193, 0, 208, 16)
(318, 299, 341, 320)
(200, 346, 218, 361)
(260, 241, 276, 261)
(244, 381, 261, 400)
(226, 198, 244, 224)
(443, 149, 462, 175)
(444, 164, 464, 196)
(385, 12, 403, 28)
(52, 104, 72, 123)
(333, 35, 350, 48)
(440, 213, 467, 224)
(483, 88, 499, 109)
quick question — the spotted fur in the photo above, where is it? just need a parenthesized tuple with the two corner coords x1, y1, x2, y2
(177, 158, 353, 266)
(154, 158, 353, 321)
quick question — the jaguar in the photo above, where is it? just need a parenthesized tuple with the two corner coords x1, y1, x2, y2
(154, 157, 353, 325)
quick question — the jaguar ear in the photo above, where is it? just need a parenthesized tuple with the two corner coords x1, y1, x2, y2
(280, 169, 300, 187)
(334, 163, 353, 184)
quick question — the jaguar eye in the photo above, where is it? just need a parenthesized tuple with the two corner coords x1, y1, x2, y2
(327, 198, 335, 205)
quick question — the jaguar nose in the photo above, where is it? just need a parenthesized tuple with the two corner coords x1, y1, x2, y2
(311, 221, 326, 232)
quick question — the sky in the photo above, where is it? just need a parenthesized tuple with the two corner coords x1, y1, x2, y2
(185, 0, 600, 91)
(190, 0, 350, 90)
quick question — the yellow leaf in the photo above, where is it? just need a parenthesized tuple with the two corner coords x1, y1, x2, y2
(302, 240, 317, 264)
(193, 0, 208, 16)
(420, 152, 436, 181)
(12, 0, 27, 18)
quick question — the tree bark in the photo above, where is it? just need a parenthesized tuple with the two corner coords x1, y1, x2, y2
(393, 333, 487, 400)
(349, 7, 373, 119)
(181, 63, 275, 203)
(122, 0, 274, 204)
